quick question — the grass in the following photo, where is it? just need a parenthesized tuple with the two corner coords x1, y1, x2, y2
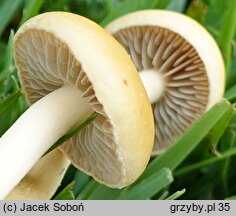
(0, 0, 236, 200)
(43, 112, 98, 156)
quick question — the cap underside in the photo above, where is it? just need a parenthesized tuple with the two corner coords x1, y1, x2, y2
(15, 29, 125, 186)
(114, 26, 209, 153)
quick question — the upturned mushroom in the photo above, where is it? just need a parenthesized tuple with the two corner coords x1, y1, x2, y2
(106, 10, 225, 154)
(0, 12, 154, 199)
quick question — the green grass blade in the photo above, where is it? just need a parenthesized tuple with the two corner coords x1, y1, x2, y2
(73, 171, 90, 198)
(0, 90, 21, 114)
(53, 182, 75, 200)
(154, 0, 172, 9)
(100, 0, 172, 26)
(0, 30, 14, 81)
(226, 69, 236, 89)
(138, 0, 171, 10)
(167, 0, 187, 12)
(76, 180, 100, 200)
(221, 130, 235, 193)
(0, 0, 22, 37)
(225, 85, 236, 101)
(19, 0, 44, 26)
(207, 105, 234, 152)
(83, 181, 123, 200)
(165, 189, 186, 200)
(140, 99, 233, 179)
(116, 168, 173, 200)
(217, 0, 236, 72)
(225, 196, 236, 200)
(43, 112, 98, 156)
(103, 0, 112, 12)
(0, 90, 22, 135)
(100, 0, 140, 26)
(3, 30, 14, 70)
(10, 75, 20, 92)
(175, 145, 236, 176)
(87, 185, 121, 200)
(104, 0, 123, 13)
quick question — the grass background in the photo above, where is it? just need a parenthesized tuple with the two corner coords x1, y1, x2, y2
(0, 0, 236, 200)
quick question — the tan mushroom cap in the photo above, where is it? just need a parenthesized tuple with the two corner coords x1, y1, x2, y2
(5, 149, 69, 200)
(106, 10, 225, 154)
(14, 12, 154, 188)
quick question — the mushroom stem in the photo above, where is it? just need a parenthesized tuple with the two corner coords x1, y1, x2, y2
(0, 85, 93, 199)
(139, 69, 165, 104)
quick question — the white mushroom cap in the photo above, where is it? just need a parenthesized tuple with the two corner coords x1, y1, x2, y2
(13, 12, 154, 189)
(106, 10, 225, 154)
(5, 149, 70, 200)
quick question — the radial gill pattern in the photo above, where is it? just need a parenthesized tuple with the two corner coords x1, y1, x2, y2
(114, 26, 209, 153)
(14, 30, 124, 185)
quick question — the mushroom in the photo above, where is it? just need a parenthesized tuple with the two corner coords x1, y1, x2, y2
(5, 149, 70, 200)
(0, 12, 154, 199)
(106, 10, 225, 154)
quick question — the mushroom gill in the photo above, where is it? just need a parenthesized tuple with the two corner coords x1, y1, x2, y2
(114, 26, 209, 153)
(15, 29, 124, 185)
